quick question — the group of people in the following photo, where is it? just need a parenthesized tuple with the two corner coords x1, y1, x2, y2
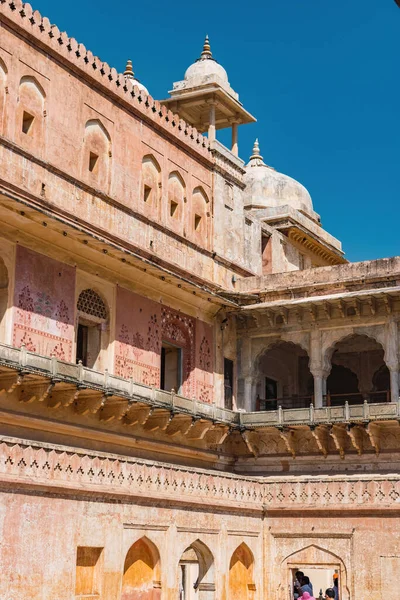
(293, 571, 339, 600)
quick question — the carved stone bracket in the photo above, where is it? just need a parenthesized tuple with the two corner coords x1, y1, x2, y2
(279, 428, 296, 459)
(347, 424, 363, 456)
(330, 425, 347, 459)
(165, 414, 194, 437)
(310, 425, 329, 458)
(143, 409, 173, 432)
(186, 419, 213, 440)
(241, 430, 259, 457)
(365, 422, 381, 456)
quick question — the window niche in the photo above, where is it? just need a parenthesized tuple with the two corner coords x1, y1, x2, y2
(75, 546, 103, 598)
(83, 119, 111, 192)
(17, 76, 45, 154)
(161, 342, 182, 393)
(76, 289, 109, 370)
(141, 155, 161, 216)
(191, 186, 209, 246)
(167, 171, 185, 234)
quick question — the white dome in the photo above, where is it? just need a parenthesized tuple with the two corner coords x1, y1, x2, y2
(184, 57, 229, 84)
(244, 140, 314, 215)
(123, 60, 149, 96)
(183, 35, 230, 89)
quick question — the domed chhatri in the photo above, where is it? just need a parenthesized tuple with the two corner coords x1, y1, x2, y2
(244, 139, 314, 215)
(123, 59, 149, 95)
(184, 35, 230, 88)
(161, 36, 255, 155)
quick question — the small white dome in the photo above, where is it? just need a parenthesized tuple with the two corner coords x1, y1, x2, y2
(183, 35, 229, 87)
(123, 60, 149, 96)
(244, 140, 314, 215)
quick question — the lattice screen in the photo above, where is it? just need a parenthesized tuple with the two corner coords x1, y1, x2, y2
(77, 289, 107, 320)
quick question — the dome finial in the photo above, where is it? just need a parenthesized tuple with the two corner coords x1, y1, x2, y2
(250, 138, 263, 161)
(124, 59, 135, 79)
(200, 34, 213, 59)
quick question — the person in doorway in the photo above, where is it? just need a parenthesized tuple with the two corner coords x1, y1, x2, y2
(325, 590, 335, 599)
(294, 571, 304, 598)
(333, 574, 339, 600)
(300, 575, 314, 595)
(299, 592, 316, 600)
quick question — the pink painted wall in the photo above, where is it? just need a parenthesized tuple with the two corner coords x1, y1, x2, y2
(12, 246, 75, 361)
(115, 287, 214, 401)
(195, 320, 214, 404)
(114, 287, 161, 387)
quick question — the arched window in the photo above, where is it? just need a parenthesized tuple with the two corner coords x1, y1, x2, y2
(141, 155, 161, 218)
(83, 119, 111, 192)
(122, 537, 161, 600)
(191, 186, 210, 247)
(0, 58, 7, 135)
(17, 76, 46, 155)
(76, 289, 109, 370)
(229, 543, 255, 600)
(178, 540, 215, 600)
(167, 171, 185, 234)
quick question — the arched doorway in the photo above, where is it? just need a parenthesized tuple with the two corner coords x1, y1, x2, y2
(122, 537, 161, 600)
(326, 334, 389, 405)
(228, 543, 255, 600)
(178, 540, 215, 600)
(255, 341, 313, 410)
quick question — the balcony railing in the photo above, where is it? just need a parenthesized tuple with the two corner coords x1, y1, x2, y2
(0, 342, 398, 428)
(256, 391, 391, 411)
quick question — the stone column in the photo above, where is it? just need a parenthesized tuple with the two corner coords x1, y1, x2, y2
(231, 122, 238, 156)
(389, 367, 400, 404)
(384, 318, 399, 403)
(309, 329, 329, 408)
(208, 103, 216, 143)
(244, 376, 253, 412)
(311, 369, 325, 408)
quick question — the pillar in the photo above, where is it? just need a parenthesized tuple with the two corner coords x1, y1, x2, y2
(244, 376, 253, 412)
(384, 318, 399, 403)
(231, 123, 238, 156)
(208, 103, 216, 143)
(389, 367, 400, 403)
(312, 370, 324, 408)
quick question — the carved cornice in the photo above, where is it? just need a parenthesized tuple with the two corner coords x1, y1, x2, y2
(0, 437, 399, 512)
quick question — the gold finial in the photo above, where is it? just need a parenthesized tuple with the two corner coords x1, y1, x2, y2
(250, 138, 263, 160)
(124, 59, 135, 79)
(200, 34, 213, 59)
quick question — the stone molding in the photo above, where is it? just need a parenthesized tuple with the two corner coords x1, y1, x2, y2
(0, 437, 399, 512)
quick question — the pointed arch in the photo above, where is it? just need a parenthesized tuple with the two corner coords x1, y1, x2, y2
(253, 340, 313, 410)
(17, 75, 46, 154)
(167, 171, 185, 234)
(83, 119, 112, 192)
(229, 542, 255, 600)
(141, 154, 161, 218)
(122, 536, 161, 600)
(178, 539, 215, 600)
(191, 186, 210, 248)
(281, 543, 350, 600)
(324, 333, 388, 405)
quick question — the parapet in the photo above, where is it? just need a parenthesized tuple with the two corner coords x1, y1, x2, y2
(0, 1, 212, 162)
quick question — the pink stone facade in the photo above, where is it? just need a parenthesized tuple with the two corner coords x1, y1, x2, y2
(12, 245, 75, 361)
(0, 1, 399, 599)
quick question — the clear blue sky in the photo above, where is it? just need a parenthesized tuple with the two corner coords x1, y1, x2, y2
(29, 0, 399, 262)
